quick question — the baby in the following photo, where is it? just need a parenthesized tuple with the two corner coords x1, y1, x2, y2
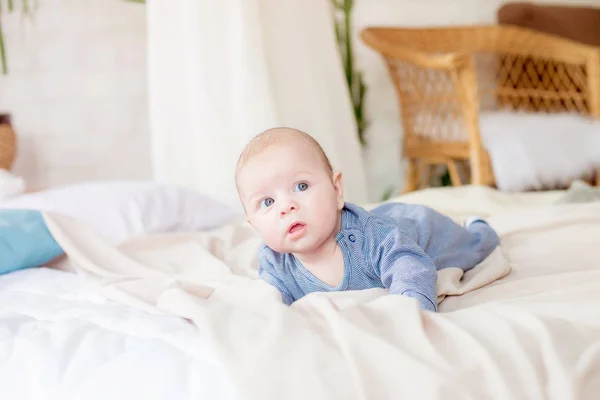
(235, 127, 500, 311)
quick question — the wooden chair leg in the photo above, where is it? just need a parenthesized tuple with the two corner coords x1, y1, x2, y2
(595, 170, 600, 187)
(417, 160, 432, 189)
(482, 150, 496, 187)
(446, 160, 462, 186)
(469, 152, 487, 186)
(403, 158, 419, 193)
(486, 160, 496, 187)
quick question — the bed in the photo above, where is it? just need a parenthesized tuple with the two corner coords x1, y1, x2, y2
(0, 180, 241, 399)
(1, 181, 600, 399)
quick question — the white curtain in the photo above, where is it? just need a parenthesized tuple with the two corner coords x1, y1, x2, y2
(147, 0, 368, 210)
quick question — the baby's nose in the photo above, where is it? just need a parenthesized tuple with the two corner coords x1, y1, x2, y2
(280, 202, 297, 215)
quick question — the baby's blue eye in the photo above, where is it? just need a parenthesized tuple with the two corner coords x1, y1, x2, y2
(260, 197, 274, 208)
(294, 182, 309, 192)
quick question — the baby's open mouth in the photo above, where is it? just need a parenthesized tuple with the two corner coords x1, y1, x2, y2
(288, 222, 305, 234)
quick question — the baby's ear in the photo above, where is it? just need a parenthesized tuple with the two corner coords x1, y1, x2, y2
(333, 171, 344, 209)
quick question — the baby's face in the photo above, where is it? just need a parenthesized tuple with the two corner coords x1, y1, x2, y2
(237, 143, 343, 255)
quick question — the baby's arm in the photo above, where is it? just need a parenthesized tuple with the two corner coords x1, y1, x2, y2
(368, 223, 438, 312)
(257, 247, 295, 305)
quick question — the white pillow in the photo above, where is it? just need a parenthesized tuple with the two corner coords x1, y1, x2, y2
(0, 168, 26, 200)
(0, 181, 240, 244)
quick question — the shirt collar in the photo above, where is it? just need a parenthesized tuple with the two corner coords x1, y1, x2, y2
(335, 202, 367, 241)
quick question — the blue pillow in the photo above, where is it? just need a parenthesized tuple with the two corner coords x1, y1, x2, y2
(0, 210, 64, 275)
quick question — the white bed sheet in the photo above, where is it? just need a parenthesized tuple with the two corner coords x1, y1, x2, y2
(0, 268, 235, 400)
(0, 185, 591, 400)
(41, 186, 600, 400)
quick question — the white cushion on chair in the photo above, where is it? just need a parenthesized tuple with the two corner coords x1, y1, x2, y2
(479, 111, 600, 191)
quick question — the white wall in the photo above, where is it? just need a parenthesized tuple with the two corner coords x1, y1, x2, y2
(0, 0, 149, 190)
(354, 0, 600, 200)
(2, 0, 600, 198)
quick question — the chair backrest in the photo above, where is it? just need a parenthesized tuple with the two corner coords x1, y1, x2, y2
(498, 3, 600, 47)
(497, 4, 600, 114)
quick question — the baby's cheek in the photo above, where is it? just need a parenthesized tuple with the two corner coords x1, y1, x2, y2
(261, 227, 283, 248)
(315, 203, 336, 223)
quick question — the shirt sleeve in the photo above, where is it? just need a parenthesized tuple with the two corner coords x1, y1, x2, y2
(366, 221, 438, 312)
(257, 247, 295, 305)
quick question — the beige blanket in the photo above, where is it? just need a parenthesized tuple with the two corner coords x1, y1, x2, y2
(43, 198, 600, 400)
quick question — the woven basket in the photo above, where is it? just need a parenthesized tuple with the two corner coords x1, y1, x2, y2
(0, 122, 16, 171)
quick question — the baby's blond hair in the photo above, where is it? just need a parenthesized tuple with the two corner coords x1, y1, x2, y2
(235, 127, 333, 192)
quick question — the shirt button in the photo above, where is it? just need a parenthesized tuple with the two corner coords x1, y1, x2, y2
(348, 234, 355, 242)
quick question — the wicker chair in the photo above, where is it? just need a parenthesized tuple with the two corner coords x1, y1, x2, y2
(361, 25, 600, 192)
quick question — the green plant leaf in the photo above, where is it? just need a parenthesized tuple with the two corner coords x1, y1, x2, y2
(0, 18, 6, 75)
(332, 0, 344, 11)
(334, 20, 343, 45)
(440, 168, 452, 187)
(380, 185, 396, 201)
(330, 0, 368, 147)
(343, 0, 353, 14)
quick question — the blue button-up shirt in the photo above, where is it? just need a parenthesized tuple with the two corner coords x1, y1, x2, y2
(258, 202, 500, 311)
